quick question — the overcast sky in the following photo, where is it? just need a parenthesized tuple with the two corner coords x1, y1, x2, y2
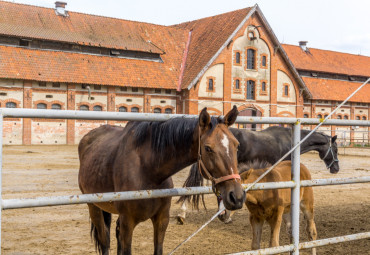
(7, 0, 370, 56)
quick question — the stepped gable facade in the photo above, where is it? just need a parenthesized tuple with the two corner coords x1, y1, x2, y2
(0, 1, 368, 145)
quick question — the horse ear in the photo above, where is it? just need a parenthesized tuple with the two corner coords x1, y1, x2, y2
(332, 135, 337, 143)
(199, 107, 211, 131)
(223, 105, 239, 127)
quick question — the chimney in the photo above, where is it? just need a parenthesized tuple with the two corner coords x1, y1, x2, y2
(299, 41, 308, 52)
(55, 1, 68, 16)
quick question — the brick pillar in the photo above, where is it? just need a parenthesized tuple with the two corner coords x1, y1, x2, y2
(66, 84, 76, 145)
(331, 102, 336, 137)
(270, 57, 277, 117)
(143, 88, 151, 113)
(22, 81, 32, 145)
(311, 101, 316, 131)
(223, 59, 231, 114)
(296, 88, 303, 118)
(188, 84, 199, 115)
(176, 91, 183, 114)
(350, 103, 355, 146)
(107, 86, 116, 125)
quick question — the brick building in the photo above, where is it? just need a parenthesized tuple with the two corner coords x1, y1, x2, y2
(0, 1, 369, 145)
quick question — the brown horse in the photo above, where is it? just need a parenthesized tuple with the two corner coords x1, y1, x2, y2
(218, 161, 317, 255)
(78, 106, 245, 255)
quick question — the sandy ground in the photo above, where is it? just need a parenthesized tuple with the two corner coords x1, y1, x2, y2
(1, 145, 369, 255)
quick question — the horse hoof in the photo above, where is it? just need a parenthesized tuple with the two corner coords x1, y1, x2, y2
(224, 218, 233, 224)
(176, 216, 185, 225)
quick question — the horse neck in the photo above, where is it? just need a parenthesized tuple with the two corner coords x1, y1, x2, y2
(146, 123, 199, 184)
(301, 130, 328, 154)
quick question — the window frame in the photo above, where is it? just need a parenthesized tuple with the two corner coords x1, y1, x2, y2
(246, 80, 255, 100)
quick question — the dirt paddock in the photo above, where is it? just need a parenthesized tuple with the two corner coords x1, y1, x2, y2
(1, 145, 369, 254)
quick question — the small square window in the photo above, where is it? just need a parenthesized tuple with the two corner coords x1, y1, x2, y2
(94, 85, 101, 90)
(165, 89, 171, 94)
(20, 39, 30, 47)
(39, 82, 46, 87)
(120, 87, 127, 92)
(132, 88, 139, 92)
(154, 89, 161, 94)
(52, 82, 60, 88)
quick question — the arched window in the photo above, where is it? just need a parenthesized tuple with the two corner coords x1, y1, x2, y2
(131, 107, 139, 113)
(165, 108, 173, 114)
(235, 79, 240, 89)
(235, 52, 240, 64)
(303, 114, 309, 118)
(208, 78, 214, 91)
(153, 108, 161, 114)
(343, 115, 349, 120)
(79, 105, 89, 111)
(246, 80, 255, 100)
(337, 115, 342, 119)
(284, 85, 289, 96)
(5, 102, 16, 108)
(93, 105, 102, 111)
(262, 55, 267, 67)
(247, 49, 256, 69)
(262, 82, 266, 92)
(362, 116, 367, 120)
(119, 106, 127, 112)
(356, 116, 360, 120)
(324, 115, 328, 119)
(317, 114, 322, 119)
(51, 104, 61, 110)
(37, 103, 47, 109)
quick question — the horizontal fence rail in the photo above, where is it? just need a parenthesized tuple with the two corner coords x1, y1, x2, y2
(227, 232, 370, 255)
(3, 176, 370, 210)
(1, 108, 370, 126)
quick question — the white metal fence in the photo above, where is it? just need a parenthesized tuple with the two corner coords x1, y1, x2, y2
(0, 108, 369, 255)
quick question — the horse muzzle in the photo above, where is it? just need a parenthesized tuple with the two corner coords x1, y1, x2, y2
(219, 182, 245, 210)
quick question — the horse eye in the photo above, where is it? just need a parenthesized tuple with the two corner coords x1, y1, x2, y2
(205, 146, 212, 153)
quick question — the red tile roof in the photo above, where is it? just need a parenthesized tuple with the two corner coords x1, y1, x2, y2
(0, 1, 189, 89)
(282, 44, 370, 77)
(302, 77, 370, 103)
(0, 45, 181, 89)
(173, 8, 252, 89)
(0, 1, 171, 54)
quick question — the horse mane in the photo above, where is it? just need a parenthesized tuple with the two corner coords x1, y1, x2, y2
(239, 160, 272, 174)
(129, 116, 220, 163)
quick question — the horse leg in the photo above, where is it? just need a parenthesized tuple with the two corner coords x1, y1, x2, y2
(88, 203, 111, 255)
(116, 218, 122, 255)
(301, 188, 317, 255)
(250, 214, 264, 250)
(176, 199, 188, 225)
(117, 214, 136, 255)
(267, 207, 284, 249)
(151, 198, 171, 255)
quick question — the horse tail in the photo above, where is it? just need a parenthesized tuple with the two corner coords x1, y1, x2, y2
(176, 163, 206, 210)
(90, 206, 112, 255)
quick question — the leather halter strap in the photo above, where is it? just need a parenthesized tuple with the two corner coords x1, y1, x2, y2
(322, 137, 339, 169)
(197, 126, 241, 189)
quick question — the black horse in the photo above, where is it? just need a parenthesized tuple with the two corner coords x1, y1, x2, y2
(176, 126, 339, 224)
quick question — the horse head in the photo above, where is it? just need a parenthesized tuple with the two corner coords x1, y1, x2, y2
(197, 106, 245, 210)
(320, 135, 339, 173)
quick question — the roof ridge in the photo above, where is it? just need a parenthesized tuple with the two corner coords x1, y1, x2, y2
(0, 0, 178, 30)
(282, 43, 370, 58)
(172, 7, 252, 26)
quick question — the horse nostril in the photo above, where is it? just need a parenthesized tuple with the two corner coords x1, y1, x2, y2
(229, 191, 237, 205)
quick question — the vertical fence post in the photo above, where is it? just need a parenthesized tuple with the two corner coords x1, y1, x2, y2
(291, 120, 301, 255)
(0, 111, 3, 255)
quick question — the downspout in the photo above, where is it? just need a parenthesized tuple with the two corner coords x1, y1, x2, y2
(177, 30, 192, 92)
(86, 85, 91, 100)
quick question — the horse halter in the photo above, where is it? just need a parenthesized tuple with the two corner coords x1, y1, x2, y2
(322, 137, 339, 169)
(197, 126, 241, 193)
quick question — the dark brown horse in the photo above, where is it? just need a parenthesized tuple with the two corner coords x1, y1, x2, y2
(78, 106, 245, 255)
